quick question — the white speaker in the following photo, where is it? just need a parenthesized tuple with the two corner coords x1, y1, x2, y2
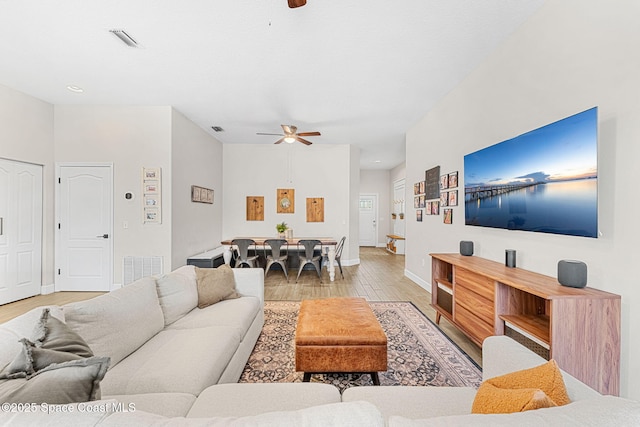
(557, 260, 587, 288)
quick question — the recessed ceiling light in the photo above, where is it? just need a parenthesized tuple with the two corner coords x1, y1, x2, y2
(66, 85, 84, 93)
(374, 160, 382, 163)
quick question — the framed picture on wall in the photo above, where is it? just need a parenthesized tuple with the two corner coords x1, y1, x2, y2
(448, 190, 458, 206)
(444, 208, 453, 224)
(440, 174, 449, 190)
(448, 171, 458, 188)
(425, 166, 440, 200)
(440, 192, 448, 207)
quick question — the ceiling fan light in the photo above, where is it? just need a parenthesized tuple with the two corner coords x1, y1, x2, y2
(284, 136, 296, 143)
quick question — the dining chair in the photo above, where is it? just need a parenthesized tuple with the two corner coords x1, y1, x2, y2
(231, 238, 259, 268)
(334, 236, 346, 279)
(296, 239, 322, 283)
(263, 239, 289, 281)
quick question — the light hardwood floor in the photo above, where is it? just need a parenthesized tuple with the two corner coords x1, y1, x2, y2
(0, 247, 482, 365)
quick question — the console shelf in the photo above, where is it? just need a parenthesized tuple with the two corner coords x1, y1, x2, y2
(430, 253, 620, 396)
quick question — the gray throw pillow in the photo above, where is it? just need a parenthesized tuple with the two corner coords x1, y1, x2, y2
(0, 308, 93, 378)
(196, 265, 240, 309)
(0, 356, 110, 404)
(35, 308, 94, 357)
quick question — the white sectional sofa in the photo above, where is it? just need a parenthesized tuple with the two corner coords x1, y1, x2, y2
(0, 265, 265, 417)
(2, 265, 639, 426)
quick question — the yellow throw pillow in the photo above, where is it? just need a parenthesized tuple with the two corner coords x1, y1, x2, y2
(472, 359, 570, 414)
(472, 382, 557, 414)
(196, 265, 240, 309)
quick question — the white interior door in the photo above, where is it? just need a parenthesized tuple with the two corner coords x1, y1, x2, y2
(56, 165, 112, 291)
(0, 159, 43, 304)
(359, 194, 377, 247)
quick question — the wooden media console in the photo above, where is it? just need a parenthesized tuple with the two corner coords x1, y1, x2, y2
(430, 253, 620, 396)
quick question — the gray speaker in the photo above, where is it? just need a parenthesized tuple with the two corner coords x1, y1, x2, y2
(557, 260, 587, 288)
(460, 241, 474, 256)
(505, 249, 516, 268)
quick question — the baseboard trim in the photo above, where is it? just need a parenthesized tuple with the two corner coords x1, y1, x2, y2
(40, 283, 55, 295)
(404, 269, 430, 293)
(342, 258, 360, 267)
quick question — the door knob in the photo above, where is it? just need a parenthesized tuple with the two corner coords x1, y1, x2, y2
(97, 234, 109, 239)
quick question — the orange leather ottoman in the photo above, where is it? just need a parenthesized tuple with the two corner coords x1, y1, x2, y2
(295, 297, 388, 385)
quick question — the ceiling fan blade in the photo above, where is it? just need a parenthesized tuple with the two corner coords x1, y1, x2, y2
(281, 125, 294, 135)
(296, 136, 313, 145)
(296, 131, 321, 137)
(257, 132, 284, 136)
(274, 137, 286, 144)
(287, 0, 306, 8)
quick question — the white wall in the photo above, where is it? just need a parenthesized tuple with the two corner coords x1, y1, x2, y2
(0, 84, 54, 287)
(360, 169, 390, 246)
(171, 109, 224, 268)
(347, 145, 360, 264)
(222, 143, 358, 263)
(54, 106, 173, 283)
(405, 0, 640, 398)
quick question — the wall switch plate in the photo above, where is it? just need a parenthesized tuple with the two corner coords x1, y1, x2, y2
(123, 221, 128, 229)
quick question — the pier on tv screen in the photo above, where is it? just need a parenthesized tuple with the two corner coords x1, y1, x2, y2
(464, 107, 598, 238)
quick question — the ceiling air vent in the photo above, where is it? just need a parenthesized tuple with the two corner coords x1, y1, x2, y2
(211, 126, 224, 132)
(109, 29, 140, 48)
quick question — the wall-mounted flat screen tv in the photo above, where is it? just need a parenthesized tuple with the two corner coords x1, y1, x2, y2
(464, 107, 598, 238)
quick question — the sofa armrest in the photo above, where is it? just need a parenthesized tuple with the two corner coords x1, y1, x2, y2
(233, 268, 264, 305)
(482, 336, 601, 401)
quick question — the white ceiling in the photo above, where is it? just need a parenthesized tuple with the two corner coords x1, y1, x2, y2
(0, 0, 544, 170)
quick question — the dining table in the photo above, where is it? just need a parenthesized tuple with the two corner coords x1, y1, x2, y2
(220, 237, 339, 281)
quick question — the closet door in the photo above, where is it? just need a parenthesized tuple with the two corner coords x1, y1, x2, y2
(0, 159, 43, 305)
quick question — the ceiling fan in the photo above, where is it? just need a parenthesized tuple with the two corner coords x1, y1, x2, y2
(257, 125, 321, 145)
(288, 0, 306, 8)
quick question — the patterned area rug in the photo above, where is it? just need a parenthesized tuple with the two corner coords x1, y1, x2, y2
(239, 301, 482, 392)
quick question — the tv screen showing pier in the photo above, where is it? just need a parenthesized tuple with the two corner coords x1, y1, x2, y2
(464, 107, 598, 238)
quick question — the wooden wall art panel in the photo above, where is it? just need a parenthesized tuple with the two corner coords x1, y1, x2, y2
(246, 196, 264, 221)
(277, 188, 295, 213)
(306, 197, 324, 222)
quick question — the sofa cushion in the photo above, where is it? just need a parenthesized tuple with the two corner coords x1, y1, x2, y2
(187, 383, 342, 418)
(0, 306, 64, 373)
(63, 276, 164, 367)
(101, 400, 385, 427)
(196, 265, 240, 309)
(99, 326, 242, 396)
(0, 400, 116, 426)
(104, 393, 197, 417)
(156, 265, 198, 326)
(0, 356, 110, 404)
(475, 359, 570, 411)
(167, 297, 260, 338)
(388, 396, 640, 427)
(343, 385, 477, 420)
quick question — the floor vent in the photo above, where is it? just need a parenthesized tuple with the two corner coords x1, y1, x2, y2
(122, 256, 163, 285)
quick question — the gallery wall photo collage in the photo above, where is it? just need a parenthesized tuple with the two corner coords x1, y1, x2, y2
(414, 166, 458, 225)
